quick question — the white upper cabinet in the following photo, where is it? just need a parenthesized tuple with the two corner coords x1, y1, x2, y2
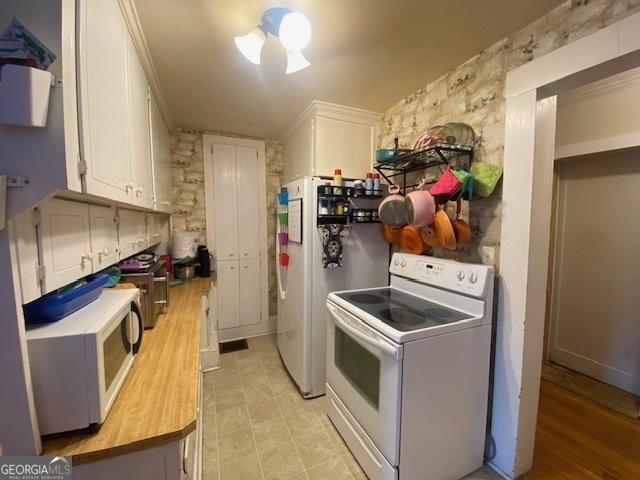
(235, 146, 260, 259)
(212, 144, 239, 261)
(88, 205, 119, 272)
(126, 37, 155, 209)
(281, 101, 379, 183)
(118, 209, 147, 260)
(37, 199, 93, 294)
(150, 95, 172, 213)
(78, 0, 132, 203)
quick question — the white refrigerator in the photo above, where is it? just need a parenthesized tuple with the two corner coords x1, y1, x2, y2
(276, 177, 390, 398)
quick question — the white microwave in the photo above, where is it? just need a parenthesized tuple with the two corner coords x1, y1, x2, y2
(26, 289, 142, 435)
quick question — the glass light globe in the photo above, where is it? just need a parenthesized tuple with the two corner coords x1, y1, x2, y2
(235, 26, 266, 65)
(285, 50, 311, 74)
(279, 12, 311, 51)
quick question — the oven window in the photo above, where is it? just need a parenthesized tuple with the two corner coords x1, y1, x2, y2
(103, 316, 131, 392)
(335, 326, 380, 409)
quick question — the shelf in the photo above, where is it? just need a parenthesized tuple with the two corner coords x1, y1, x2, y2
(317, 185, 353, 197)
(351, 191, 384, 199)
(375, 143, 472, 175)
(317, 214, 348, 226)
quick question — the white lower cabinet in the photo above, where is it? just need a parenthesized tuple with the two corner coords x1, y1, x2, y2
(36, 199, 93, 294)
(239, 258, 260, 326)
(215, 259, 261, 331)
(216, 260, 240, 330)
(89, 205, 119, 271)
(200, 283, 219, 371)
(118, 209, 147, 259)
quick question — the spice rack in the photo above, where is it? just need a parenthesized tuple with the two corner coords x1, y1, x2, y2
(316, 186, 383, 225)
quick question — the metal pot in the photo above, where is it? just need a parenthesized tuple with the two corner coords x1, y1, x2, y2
(174, 264, 196, 279)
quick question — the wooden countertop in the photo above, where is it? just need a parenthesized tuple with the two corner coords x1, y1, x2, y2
(41, 278, 210, 465)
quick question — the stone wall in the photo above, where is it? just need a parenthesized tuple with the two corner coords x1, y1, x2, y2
(170, 130, 284, 317)
(377, 0, 640, 267)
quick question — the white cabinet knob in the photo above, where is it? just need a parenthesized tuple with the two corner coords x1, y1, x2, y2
(81, 253, 93, 265)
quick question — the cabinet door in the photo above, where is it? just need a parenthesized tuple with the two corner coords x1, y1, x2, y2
(38, 199, 92, 293)
(314, 116, 375, 179)
(145, 213, 162, 246)
(118, 209, 147, 259)
(150, 95, 172, 213)
(216, 260, 240, 330)
(212, 144, 239, 261)
(239, 258, 260, 326)
(78, 0, 132, 203)
(235, 146, 260, 259)
(89, 205, 119, 271)
(126, 37, 154, 209)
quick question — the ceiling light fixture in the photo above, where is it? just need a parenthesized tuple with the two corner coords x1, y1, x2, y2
(235, 7, 312, 74)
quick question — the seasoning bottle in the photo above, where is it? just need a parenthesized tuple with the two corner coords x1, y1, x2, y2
(373, 173, 380, 193)
(324, 181, 332, 195)
(365, 173, 373, 195)
(333, 169, 343, 195)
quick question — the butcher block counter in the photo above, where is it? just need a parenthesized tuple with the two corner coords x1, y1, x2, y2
(41, 278, 210, 465)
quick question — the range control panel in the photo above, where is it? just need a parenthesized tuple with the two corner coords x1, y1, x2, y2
(389, 253, 493, 298)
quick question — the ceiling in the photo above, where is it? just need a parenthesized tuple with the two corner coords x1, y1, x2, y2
(134, 0, 564, 139)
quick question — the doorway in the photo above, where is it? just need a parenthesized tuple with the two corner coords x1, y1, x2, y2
(542, 150, 640, 419)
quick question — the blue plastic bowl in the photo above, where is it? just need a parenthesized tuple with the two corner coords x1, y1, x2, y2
(23, 273, 110, 325)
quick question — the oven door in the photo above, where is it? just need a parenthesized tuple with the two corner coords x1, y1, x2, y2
(326, 301, 403, 465)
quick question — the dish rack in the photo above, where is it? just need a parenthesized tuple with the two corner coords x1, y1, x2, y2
(374, 143, 473, 194)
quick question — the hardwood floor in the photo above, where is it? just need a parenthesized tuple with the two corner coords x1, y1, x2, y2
(526, 380, 640, 479)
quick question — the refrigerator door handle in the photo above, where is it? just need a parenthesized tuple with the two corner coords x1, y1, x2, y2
(276, 203, 287, 300)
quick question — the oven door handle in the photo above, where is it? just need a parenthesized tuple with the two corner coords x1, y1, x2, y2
(327, 303, 401, 360)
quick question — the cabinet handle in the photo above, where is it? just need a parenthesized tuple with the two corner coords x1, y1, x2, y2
(230, 266, 235, 270)
(135, 187, 143, 196)
(81, 253, 93, 265)
(229, 253, 234, 257)
(244, 265, 248, 269)
(243, 253, 248, 256)
(98, 248, 110, 261)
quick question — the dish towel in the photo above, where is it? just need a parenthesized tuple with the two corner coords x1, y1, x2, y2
(320, 224, 344, 268)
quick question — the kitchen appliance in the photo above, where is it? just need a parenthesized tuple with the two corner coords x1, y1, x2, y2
(326, 253, 495, 480)
(25, 289, 142, 435)
(276, 176, 389, 398)
(119, 260, 169, 328)
(197, 245, 211, 277)
(175, 263, 196, 279)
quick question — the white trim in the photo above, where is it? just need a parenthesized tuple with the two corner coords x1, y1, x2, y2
(280, 100, 380, 142)
(202, 134, 270, 340)
(118, 0, 174, 130)
(497, 10, 640, 479)
(557, 66, 640, 106)
(555, 132, 640, 159)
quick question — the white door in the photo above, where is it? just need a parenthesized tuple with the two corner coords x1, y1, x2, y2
(550, 153, 640, 394)
(118, 209, 147, 259)
(37, 199, 93, 293)
(212, 144, 238, 261)
(239, 258, 260, 326)
(150, 95, 172, 213)
(235, 146, 260, 259)
(217, 260, 240, 329)
(78, 0, 132, 203)
(89, 205, 118, 271)
(126, 37, 154, 209)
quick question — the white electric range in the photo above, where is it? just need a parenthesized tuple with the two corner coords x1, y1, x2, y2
(325, 253, 495, 480)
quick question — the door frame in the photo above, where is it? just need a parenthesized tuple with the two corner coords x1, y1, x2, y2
(493, 12, 640, 478)
(203, 134, 270, 340)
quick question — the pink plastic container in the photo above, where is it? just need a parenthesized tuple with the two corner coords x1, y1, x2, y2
(278, 232, 289, 246)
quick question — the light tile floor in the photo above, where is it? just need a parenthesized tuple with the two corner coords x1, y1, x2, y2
(202, 334, 501, 480)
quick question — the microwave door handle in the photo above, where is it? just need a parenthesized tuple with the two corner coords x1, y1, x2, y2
(327, 304, 400, 359)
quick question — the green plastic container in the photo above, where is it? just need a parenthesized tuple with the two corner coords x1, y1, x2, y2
(278, 212, 288, 225)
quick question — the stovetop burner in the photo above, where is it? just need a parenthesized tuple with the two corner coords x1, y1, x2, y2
(380, 308, 424, 326)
